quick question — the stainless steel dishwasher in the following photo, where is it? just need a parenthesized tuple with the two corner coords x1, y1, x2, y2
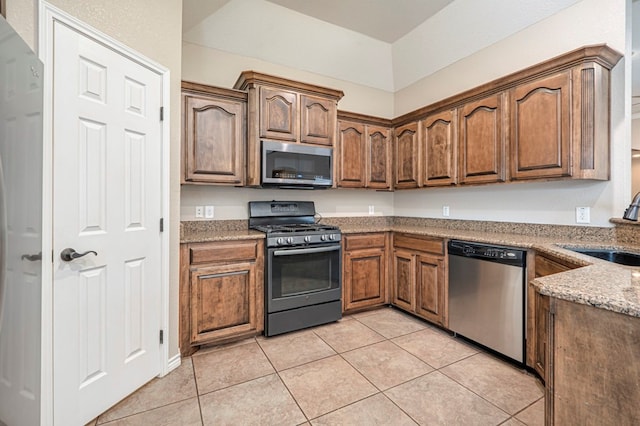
(448, 240, 526, 363)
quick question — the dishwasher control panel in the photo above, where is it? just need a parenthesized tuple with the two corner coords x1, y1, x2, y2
(448, 240, 525, 266)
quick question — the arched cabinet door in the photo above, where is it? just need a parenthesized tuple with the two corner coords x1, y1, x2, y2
(182, 83, 246, 185)
(394, 121, 420, 189)
(422, 109, 457, 187)
(510, 71, 571, 180)
(458, 93, 507, 185)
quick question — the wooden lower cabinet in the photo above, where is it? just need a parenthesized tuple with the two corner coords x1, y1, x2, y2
(180, 239, 264, 356)
(529, 252, 582, 378)
(546, 298, 640, 425)
(392, 233, 447, 327)
(342, 233, 388, 312)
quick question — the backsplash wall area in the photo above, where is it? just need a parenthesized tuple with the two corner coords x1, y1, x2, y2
(181, 179, 619, 227)
(180, 186, 395, 220)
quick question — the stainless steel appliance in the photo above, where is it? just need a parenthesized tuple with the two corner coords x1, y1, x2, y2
(249, 201, 341, 336)
(261, 141, 333, 189)
(448, 240, 526, 363)
(0, 16, 44, 425)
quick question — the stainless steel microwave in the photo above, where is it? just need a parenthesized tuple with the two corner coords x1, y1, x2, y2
(261, 140, 333, 189)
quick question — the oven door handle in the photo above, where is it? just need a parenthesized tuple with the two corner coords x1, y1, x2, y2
(273, 245, 341, 256)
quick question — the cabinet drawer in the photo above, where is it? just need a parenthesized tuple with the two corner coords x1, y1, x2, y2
(190, 240, 259, 264)
(393, 233, 444, 255)
(344, 233, 386, 251)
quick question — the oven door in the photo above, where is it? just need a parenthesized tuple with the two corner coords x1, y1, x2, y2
(267, 243, 341, 313)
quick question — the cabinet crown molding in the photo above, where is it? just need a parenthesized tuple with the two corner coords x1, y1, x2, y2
(393, 43, 622, 126)
(234, 70, 344, 101)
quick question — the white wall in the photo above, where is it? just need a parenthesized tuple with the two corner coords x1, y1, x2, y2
(181, 186, 394, 220)
(392, 0, 628, 227)
(181, 41, 396, 220)
(182, 0, 630, 227)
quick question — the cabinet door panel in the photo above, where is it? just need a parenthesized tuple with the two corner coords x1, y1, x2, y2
(511, 71, 571, 179)
(367, 125, 392, 189)
(190, 262, 257, 345)
(184, 95, 244, 184)
(393, 250, 414, 311)
(534, 292, 549, 379)
(301, 94, 335, 146)
(415, 254, 445, 325)
(260, 87, 298, 141)
(422, 109, 456, 186)
(344, 248, 386, 311)
(394, 122, 420, 188)
(337, 121, 366, 187)
(459, 94, 506, 184)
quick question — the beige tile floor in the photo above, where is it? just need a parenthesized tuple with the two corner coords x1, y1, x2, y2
(93, 307, 545, 426)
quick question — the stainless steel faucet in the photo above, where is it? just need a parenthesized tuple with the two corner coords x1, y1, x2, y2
(623, 192, 640, 221)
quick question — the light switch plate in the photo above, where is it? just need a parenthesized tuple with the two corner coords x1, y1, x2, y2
(205, 205, 215, 219)
(442, 206, 450, 217)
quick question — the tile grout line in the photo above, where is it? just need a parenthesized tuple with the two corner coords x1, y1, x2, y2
(254, 338, 311, 424)
(310, 319, 423, 425)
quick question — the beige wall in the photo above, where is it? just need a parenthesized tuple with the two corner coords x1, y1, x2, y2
(7, 0, 183, 360)
(180, 41, 397, 221)
(182, 42, 395, 118)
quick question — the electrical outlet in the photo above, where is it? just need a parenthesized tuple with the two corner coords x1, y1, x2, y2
(576, 207, 590, 224)
(205, 205, 215, 219)
(368, 205, 375, 215)
(195, 206, 204, 218)
(442, 206, 450, 217)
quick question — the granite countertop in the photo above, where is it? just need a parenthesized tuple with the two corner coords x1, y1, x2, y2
(181, 216, 640, 318)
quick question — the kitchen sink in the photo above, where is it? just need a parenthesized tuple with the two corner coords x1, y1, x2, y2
(567, 248, 640, 267)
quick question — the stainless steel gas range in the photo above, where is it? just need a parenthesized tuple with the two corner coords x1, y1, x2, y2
(249, 201, 342, 336)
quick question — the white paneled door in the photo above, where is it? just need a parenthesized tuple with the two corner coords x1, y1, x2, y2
(52, 21, 163, 425)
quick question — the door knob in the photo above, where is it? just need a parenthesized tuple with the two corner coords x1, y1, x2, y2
(60, 248, 97, 262)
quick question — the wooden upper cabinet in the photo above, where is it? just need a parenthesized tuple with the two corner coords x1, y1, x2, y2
(458, 93, 507, 184)
(337, 120, 366, 187)
(234, 71, 344, 186)
(259, 87, 298, 142)
(301, 94, 336, 146)
(510, 71, 571, 180)
(393, 45, 621, 188)
(367, 125, 392, 189)
(182, 82, 246, 185)
(394, 121, 420, 189)
(421, 109, 457, 186)
(337, 111, 393, 190)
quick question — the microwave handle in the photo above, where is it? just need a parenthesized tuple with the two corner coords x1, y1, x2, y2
(273, 245, 341, 257)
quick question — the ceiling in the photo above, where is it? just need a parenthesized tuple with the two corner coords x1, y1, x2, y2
(263, 0, 453, 43)
(182, 0, 453, 43)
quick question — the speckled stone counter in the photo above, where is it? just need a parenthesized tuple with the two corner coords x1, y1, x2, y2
(181, 220, 264, 243)
(181, 216, 640, 317)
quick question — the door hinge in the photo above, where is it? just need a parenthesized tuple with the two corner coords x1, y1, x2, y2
(160, 106, 164, 121)
(159, 329, 164, 344)
(160, 217, 164, 232)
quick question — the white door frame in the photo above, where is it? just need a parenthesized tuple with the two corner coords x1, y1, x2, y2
(38, 2, 172, 424)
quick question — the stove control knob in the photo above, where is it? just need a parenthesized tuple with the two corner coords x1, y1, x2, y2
(276, 237, 284, 245)
(304, 236, 312, 243)
(287, 237, 294, 244)
(320, 234, 327, 241)
(328, 234, 335, 241)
